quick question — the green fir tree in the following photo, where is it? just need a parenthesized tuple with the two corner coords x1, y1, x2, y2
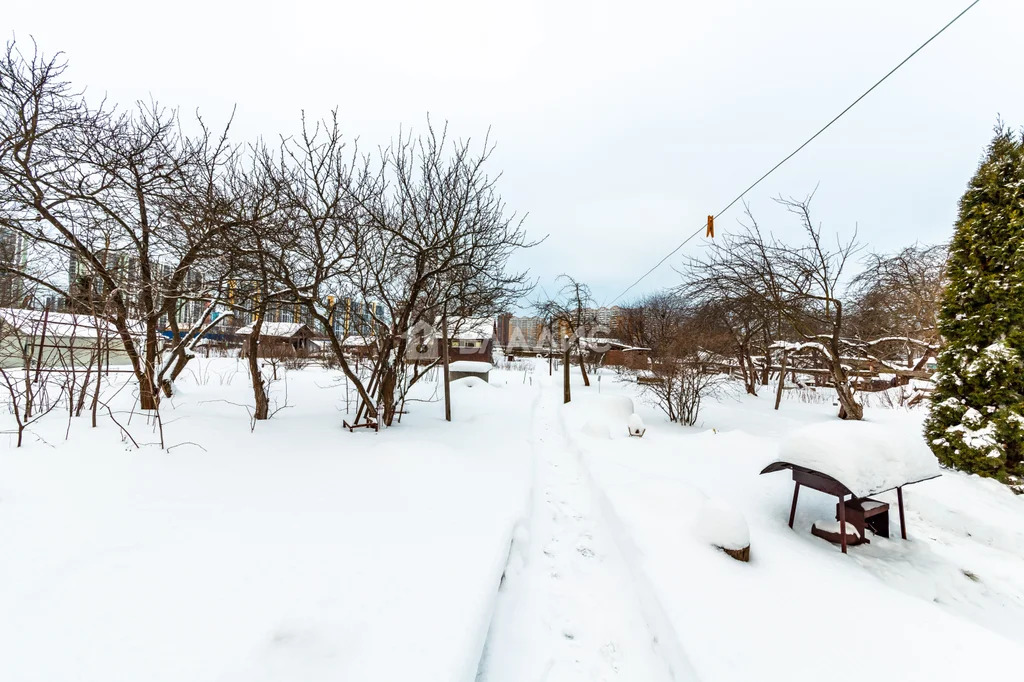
(925, 124, 1024, 488)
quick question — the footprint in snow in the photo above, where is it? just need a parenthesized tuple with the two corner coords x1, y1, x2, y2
(600, 642, 621, 672)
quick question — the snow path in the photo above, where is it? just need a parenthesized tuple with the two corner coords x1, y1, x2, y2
(477, 381, 676, 682)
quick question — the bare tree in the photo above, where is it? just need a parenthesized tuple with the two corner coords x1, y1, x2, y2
(846, 242, 946, 370)
(0, 308, 62, 446)
(535, 275, 597, 403)
(266, 117, 532, 427)
(620, 300, 725, 425)
(682, 193, 865, 419)
(3, 42, 534, 430)
(0, 40, 245, 410)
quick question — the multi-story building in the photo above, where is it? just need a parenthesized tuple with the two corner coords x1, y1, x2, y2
(585, 305, 626, 338)
(325, 298, 385, 338)
(506, 316, 547, 352)
(496, 312, 512, 348)
(222, 286, 388, 339)
(67, 250, 210, 324)
(0, 228, 31, 306)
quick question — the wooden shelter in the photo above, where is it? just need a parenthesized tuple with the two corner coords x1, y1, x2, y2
(407, 317, 495, 364)
(579, 337, 650, 369)
(760, 421, 941, 553)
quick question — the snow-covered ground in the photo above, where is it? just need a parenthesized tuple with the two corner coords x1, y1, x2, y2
(0, 360, 530, 682)
(572, 376, 1024, 681)
(2, 358, 1023, 681)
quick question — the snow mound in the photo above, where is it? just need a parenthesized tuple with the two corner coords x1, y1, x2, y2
(448, 361, 492, 374)
(628, 413, 645, 436)
(562, 393, 634, 427)
(774, 420, 941, 498)
(812, 519, 861, 539)
(694, 498, 750, 550)
(582, 419, 612, 439)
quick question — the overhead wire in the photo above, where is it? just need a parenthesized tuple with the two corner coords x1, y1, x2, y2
(605, 0, 982, 306)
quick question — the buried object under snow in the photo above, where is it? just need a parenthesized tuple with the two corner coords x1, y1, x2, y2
(627, 413, 646, 437)
(694, 498, 751, 561)
(811, 519, 865, 546)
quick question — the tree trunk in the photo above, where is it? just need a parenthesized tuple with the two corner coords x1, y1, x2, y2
(22, 357, 33, 420)
(577, 341, 590, 387)
(722, 545, 750, 562)
(161, 351, 190, 398)
(736, 350, 749, 395)
(139, 322, 160, 410)
(247, 317, 269, 420)
(91, 342, 102, 428)
(739, 350, 758, 396)
(563, 347, 571, 404)
(34, 305, 50, 385)
(139, 379, 159, 411)
(76, 353, 94, 417)
(832, 363, 863, 420)
(379, 366, 397, 426)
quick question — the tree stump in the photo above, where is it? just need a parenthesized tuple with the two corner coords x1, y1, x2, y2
(720, 545, 750, 562)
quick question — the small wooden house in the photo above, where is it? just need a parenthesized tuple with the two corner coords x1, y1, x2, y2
(341, 335, 379, 360)
(579, 337, 650, 369)
(407, 317, 495, 365)
(235, 322, 316, 352)
(0, 308, 138, 369)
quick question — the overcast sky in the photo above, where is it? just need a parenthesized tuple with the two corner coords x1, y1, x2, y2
(7, 0, 1024, 308)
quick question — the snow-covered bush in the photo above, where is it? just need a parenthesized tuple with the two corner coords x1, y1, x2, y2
(639, 359, 725, 426)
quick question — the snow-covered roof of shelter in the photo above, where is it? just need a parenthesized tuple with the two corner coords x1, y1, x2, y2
(0, 308, 142, 338)
(578, 337, 650, 352)
(449, 360, 492, 373)
(234, 322, 311, 337)
(342, 335, 377, 347)
(435, 316, 494, 340)
(763, 420, 941, 498)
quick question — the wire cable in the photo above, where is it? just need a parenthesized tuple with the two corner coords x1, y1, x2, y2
(606, 0, 981, 306)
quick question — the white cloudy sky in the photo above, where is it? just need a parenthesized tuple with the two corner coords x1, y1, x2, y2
(7, 0, 1023, 306)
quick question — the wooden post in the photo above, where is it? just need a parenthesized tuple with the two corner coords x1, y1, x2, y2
(34, 304, 51, 384)
(897, 486, 907, 540)
(441, 310, 451, 422)
(788, 482, 800, 528)
(838, 494, 848, 554)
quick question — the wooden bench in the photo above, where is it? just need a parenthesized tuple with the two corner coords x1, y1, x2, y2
(837, 497, 890, 541)
(343, 418, 379, 432)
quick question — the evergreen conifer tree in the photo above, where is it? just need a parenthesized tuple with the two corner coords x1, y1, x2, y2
(925, 124, 1024, 488)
